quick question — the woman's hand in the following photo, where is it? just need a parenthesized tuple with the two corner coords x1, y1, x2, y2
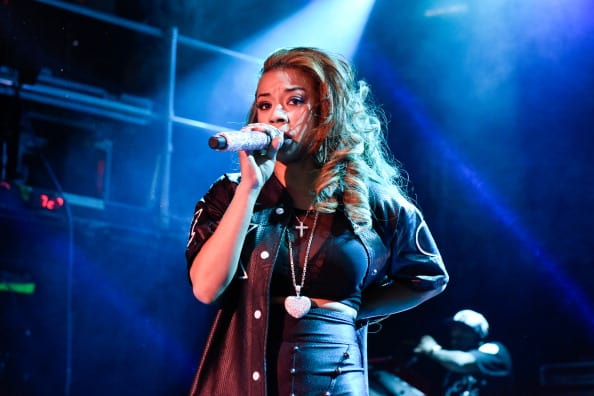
(237, 123, 284, 190)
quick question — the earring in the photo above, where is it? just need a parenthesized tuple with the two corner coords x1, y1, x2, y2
(314, 140, 328, 166)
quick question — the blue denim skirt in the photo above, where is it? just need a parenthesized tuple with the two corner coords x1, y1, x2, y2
(267, 306, 366, 396)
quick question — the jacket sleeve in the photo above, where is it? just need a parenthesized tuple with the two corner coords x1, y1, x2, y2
(185, 174, 239, 272)
(387, 201, 448, 292)
(358, 192, 448, 320)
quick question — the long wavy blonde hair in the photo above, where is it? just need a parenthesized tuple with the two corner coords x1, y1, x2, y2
(248, 47, 408, 231)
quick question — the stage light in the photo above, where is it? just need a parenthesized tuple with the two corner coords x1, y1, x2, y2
(235, 0, 375, 60)
(370, 50, 594, 333)
(169, 1, 376, 206)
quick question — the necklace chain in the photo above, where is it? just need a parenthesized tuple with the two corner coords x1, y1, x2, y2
(287, 211, 319, 296)
(295, 210, 312, 223)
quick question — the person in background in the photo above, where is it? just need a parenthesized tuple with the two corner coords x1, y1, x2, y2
(414, 309, 513, 396)
(186, 46, 448, 396)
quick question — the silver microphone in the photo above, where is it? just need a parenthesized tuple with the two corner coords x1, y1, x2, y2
(208, 131, 272, 152)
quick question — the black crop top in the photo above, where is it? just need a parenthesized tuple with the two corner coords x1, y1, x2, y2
(270, 209, 368, 311)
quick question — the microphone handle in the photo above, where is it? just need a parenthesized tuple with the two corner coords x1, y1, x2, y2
(208, 131, 271, 152)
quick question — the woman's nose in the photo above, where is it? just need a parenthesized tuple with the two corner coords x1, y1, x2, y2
(270, 104, 288, 124)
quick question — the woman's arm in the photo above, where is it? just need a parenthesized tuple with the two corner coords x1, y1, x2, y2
(357, 281, 446, 320)
(189, 127, 283, 304)
(189, 182, 260, 304)
(358, 196, 448, 321)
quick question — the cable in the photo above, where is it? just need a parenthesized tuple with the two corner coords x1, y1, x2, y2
(38, 150, 74, 396)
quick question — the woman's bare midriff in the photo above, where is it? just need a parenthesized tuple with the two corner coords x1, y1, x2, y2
(310, 298, 357, 319)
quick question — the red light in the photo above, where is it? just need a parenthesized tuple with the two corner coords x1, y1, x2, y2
(39, 193, 65, 211)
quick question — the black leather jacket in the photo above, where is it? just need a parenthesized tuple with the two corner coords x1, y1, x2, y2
(186, 173, 448, 396)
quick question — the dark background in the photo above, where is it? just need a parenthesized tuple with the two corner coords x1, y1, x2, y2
(1, 1, 593, 395)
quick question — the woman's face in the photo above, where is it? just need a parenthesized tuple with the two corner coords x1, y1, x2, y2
(255, 67, 319, 163)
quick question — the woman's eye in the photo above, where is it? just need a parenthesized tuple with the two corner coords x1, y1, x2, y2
(256, 102, 271, 111)
(288, 97, 305, 106)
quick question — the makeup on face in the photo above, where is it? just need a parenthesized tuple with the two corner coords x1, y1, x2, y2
(255, 69, 318, 146)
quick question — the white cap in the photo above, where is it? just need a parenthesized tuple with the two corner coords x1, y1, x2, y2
(451, 309, 489, 339)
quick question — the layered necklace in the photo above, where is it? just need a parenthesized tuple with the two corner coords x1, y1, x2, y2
(284, 211, 319, 318)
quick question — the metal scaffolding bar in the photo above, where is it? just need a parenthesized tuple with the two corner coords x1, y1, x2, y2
(25, 0, 261, 227)
(35, 0, 262, 63)
(160, 27, 178, 226)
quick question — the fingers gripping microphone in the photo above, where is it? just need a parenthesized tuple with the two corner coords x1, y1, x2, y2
(208, 131, 272, 152)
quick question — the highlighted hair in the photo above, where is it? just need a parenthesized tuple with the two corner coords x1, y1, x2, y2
(249, 47, 408, 231)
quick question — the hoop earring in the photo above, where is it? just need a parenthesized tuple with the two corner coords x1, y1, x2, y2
(314, 140, 328, 166)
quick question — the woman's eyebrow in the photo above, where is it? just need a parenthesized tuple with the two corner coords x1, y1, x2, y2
(256, 87, 306, 99)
